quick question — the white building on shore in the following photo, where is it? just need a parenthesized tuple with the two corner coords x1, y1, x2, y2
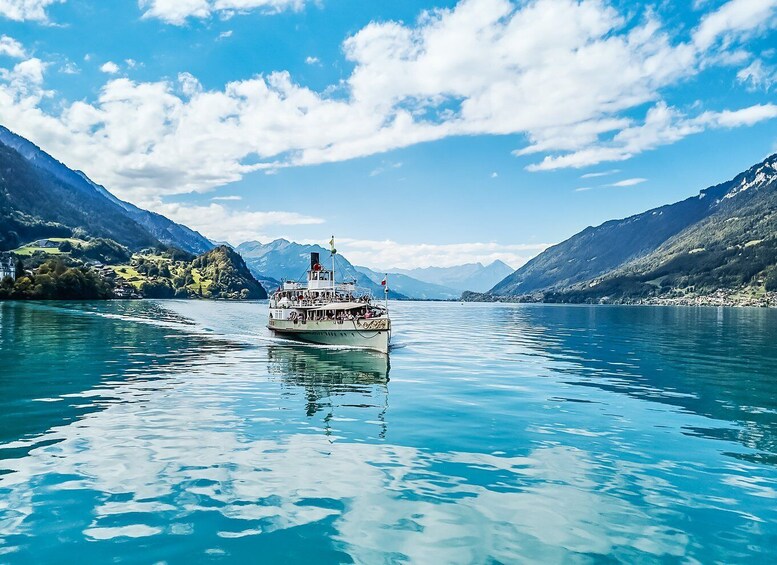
(0, 255, 17, 281)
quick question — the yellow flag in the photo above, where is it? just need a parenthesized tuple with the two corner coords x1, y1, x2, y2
(329, 236, 336, 254)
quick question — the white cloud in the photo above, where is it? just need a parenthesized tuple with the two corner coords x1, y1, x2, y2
(99, 61, 120, 74)
(305, 56, 319, 65)
(490, 172, 498, 178)
(177, 71, 201, 97)
(697, 103, 777, 127)
(1, 358, 693, 565)
(0, 35, 26, 59)
(154, 202, 324, 243)
(211, 195, 242, 201)
(369, 161, 402, 177)
(580, 169, 619, 179)
(737, 59, 776, 91)
(693, 0, 777, 50)
(139, 0, 307, 25)
(0, 0, 62, 22)
(60, 61, 79, 75)
(218, 30, 233, 40)
(0, 0, 775, 208)
(575, 176, 647, 192)
(609, 177, 646, 187)
(336, 238, 549, 270)
(527, 101, 777, 170)
(0, 57, 47, 98)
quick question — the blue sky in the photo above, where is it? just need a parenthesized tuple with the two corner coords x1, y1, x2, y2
(0, 0, 775, 269)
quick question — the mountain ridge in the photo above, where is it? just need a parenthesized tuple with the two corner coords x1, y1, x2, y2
(391, 260, 514, 293)
(0, 125, 213, 255)
(355, 265, 461, 300)
(481, 153, 777, 304)
(236, 238, 514, 300)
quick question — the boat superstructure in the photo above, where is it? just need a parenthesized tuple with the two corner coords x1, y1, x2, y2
(267, 245, 391, 354)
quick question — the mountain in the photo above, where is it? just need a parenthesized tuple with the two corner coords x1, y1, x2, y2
(0, 126, 213, 254)
(485, 153, 777, 302)
(3, 244, 267, 301)
(355, 266, 461, 300)
(236, 239, 407, 299)
(189, 246, 267, 299)
(393, 260, 515, 293)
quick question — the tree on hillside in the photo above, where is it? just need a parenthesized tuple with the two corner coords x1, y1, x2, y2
(765, 268, 777, 292)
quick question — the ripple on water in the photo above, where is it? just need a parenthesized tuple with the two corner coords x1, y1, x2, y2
(0, 300, 776, 562)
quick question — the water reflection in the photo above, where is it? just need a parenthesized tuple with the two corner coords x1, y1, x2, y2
(0, 301, 236, 458)
(493, 305, 777, 462)
(1, 301, 776, 563)
(268, 345, 389, 430)
(0, 384, 702, 563)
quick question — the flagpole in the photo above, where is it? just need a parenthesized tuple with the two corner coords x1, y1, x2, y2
(384, 273, 388, 314)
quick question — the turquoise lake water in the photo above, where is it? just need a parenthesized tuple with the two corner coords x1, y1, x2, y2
(1, 300, 776, 563)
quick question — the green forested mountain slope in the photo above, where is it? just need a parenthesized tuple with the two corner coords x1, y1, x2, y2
(561, 157, 777, 300)
(0, 126, 212, 254)
(486, 154, 777, 301)
(0, 142, 157, 250)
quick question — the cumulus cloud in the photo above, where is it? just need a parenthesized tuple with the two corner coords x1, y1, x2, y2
(0, 35, 26, 58)
(692, 0, 777, 50)
(526, 102, 777, 171)
(0, 0, 776, 210)
(335, 238, 549, 270)
(304, 56, 319, 65)
(0, 57, 47, 100)
(139, 0, 307, 25)
(155, 202, 324, 243)
(0, 0, 62, 22)
(737, 59, 776, 91)
(99, 61, 120, 74)
(59, 61, 79, 75)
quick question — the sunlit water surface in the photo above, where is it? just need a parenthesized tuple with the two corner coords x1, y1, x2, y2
(1, 300, 776, 563)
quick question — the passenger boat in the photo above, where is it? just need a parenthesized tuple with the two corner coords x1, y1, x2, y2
(267, 239, 391, 354)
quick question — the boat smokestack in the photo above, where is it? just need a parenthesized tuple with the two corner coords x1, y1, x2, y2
(310, 252, 320, 269)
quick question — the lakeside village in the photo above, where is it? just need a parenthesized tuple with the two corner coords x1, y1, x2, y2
(0, 242, 141, 300)
(0, 237, 264, 301)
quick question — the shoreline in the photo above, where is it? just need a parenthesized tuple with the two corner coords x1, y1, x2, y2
(463, 289, 777, 308)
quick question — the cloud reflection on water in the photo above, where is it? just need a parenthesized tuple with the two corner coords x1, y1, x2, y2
(1, 300, 776, 562)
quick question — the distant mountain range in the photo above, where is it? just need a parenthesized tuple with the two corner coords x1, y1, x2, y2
(0, 126, 213, 254)
(355, 266, 461, 300)
(236, 239, 409, 299)
(476, 153, 777, 302)
(235, 239, 516, 300)
(392, 261, 515, 293)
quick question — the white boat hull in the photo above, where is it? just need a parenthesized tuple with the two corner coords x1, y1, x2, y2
(268, 318, 390, 354)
